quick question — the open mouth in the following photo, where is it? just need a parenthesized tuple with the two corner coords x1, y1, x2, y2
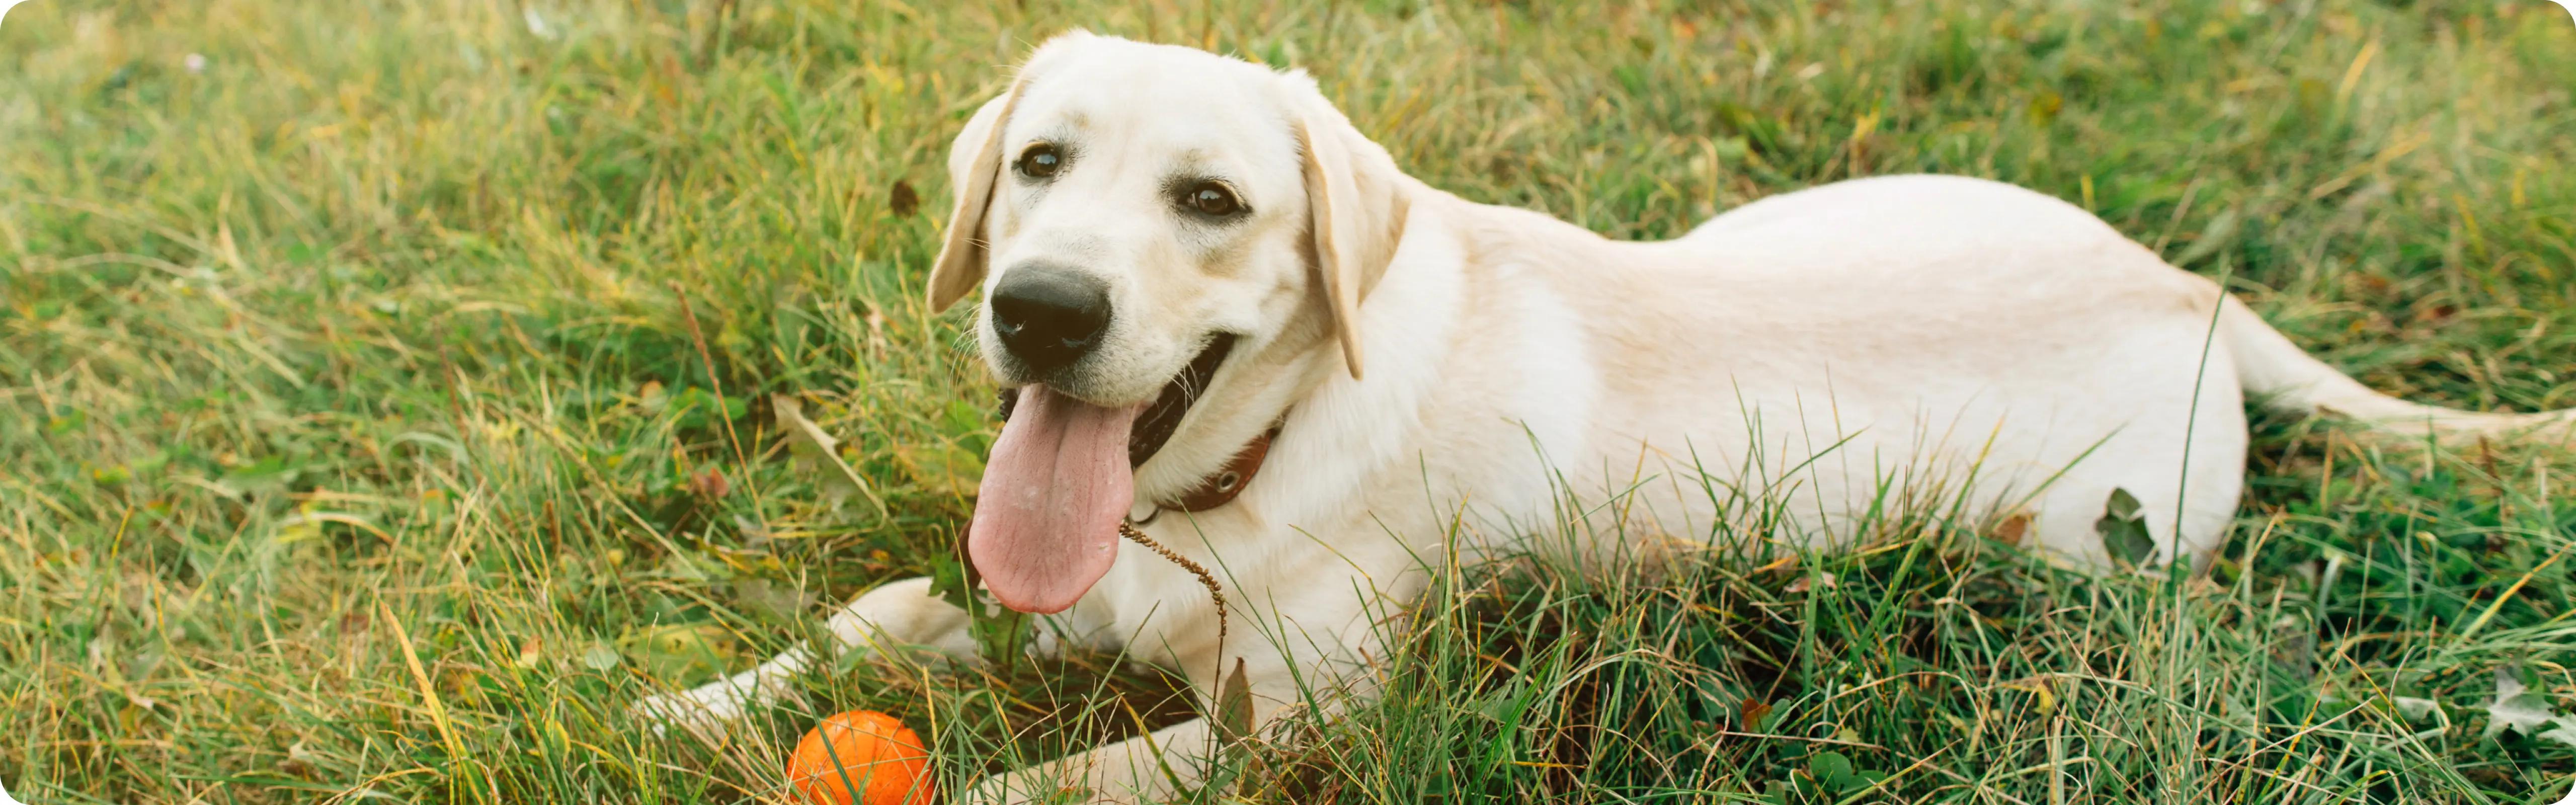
(996, 333, 1238, 469)
(1124, 334, 1237, 468)
(972, 334, 1239, 614)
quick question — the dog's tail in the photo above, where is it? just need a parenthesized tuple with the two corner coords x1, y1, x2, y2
(2220, 296, 2574, 437)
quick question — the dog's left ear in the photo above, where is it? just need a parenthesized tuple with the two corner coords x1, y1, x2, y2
(925, 78, 1031, 312)
(1293, 79, 1410, 380)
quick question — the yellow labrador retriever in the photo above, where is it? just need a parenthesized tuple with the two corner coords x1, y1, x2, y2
(643, 32, 2570, 802)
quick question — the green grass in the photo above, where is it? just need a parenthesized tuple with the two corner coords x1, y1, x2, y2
(4, 0, 2575, 802)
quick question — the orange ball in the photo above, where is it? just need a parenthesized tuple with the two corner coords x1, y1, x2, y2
(785, 710, 934, 805)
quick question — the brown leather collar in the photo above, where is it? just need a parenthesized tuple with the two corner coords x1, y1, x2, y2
(1154, 421, 1283, 514)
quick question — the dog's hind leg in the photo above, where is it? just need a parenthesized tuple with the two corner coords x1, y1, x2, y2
(634, 577, 975, 732)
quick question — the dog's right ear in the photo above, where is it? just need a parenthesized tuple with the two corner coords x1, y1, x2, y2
(929, 31, 1100, 312)
(925, 81, 1027, 312)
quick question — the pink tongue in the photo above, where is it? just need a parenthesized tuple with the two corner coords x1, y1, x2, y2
(969, 385, 1142, 614)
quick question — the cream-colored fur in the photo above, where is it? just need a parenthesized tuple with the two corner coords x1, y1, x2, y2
(639, 33, 2573, 802)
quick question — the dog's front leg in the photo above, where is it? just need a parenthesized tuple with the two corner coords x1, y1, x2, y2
(962, 628, 1372, 803)
(961, 716, 1219, 804)
(634, 577, 976, 731)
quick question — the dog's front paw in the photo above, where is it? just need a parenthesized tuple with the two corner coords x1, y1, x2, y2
(631, 653, 809, 738)
(958, 769, 1121, 805)
(630, 680, 754, 738)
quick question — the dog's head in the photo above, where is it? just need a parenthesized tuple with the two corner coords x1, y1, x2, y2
(928, 33, 1410, 614)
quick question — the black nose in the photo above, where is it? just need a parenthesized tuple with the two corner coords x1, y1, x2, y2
(990, 264, 1112, 373)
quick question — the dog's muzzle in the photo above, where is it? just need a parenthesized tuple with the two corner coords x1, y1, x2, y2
(990, 262, 1112, 375)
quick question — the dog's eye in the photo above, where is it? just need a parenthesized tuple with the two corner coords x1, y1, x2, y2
(1184, 182, 1241, 217)
(1017, 144, 1062, 179)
